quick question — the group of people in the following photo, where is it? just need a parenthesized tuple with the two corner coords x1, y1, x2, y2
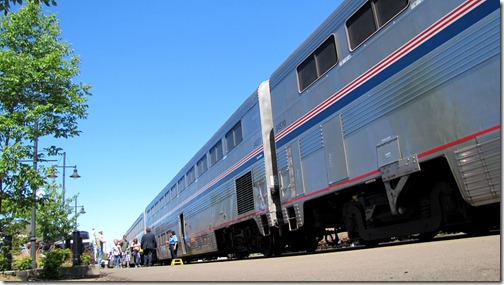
(109, 235, 142, 268)
(93, 227, 179, 268)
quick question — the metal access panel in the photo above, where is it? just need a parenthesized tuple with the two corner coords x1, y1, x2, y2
(321, 115, 349, 185)
(377, 136, 401, 167)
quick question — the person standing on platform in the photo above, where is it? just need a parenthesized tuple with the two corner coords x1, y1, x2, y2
(141, 227, 157, 267)
(92, 228, 105, 265)
(120, 235, 130, 268)
(168, 230, 178, 259)
(130, 237, 141, 267)
(111, 239, 122, 268)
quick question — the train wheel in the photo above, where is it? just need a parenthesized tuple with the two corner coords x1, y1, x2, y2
(260, 230, 283, 257)
(260, 234, 275, 257)
(416, 231, 438, 242)
(304, 234, 320, 252)
(360, 239, 379, 248)
(234, 252, 248, 259)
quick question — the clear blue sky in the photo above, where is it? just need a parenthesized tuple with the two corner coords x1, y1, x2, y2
(33, 0, 343, 250)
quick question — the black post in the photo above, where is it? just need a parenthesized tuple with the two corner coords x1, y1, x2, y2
(72, 230, 81, 266)
(1, 233, 12, 270)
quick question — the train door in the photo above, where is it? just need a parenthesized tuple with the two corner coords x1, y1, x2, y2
(298, 127, 327, 194)
(178, 213, 187, 255)
(321, 115, 348, 184)
(277, 142, 305, 200)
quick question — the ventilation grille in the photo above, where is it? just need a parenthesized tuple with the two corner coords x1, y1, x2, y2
(236, 172, 254, 215)
(455, 132, 501, 205)
(299, 127, 324, 159)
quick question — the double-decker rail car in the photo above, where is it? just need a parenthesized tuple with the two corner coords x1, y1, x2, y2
(125, 213, 145, 246)
(127, 0, 500, 263)
(269, 0, 500, 248)
(142, 87, 281, 262)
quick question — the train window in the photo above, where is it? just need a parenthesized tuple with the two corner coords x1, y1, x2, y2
(298, 56, 317, 92)
(297, 35, 338, 92)
(170, 184, 177, 199)
(210, 140, 223, 166)
(346, 0, 408, 50)
(197, 154, 207, 177)
(178, 176, 185, 193)
(160, 232, 166, 245)
(375, 0, 409, 27)
(186, 166, 195, 186)
(316, 38, 338, 77)
(225, 121, 243, 153)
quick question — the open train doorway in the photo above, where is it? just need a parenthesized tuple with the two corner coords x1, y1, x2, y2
(178, 213, 187, 255)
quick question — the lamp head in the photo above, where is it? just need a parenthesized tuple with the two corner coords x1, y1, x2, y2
(70, 168, 81, 179)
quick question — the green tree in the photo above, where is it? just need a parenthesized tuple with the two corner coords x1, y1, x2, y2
(36, 185, 79, 245)
(0, 0, 56, 14)
(0, 1, 91, 240)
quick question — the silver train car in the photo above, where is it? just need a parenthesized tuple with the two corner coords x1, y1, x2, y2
(125, 213, 145, 244)
(127, 0, 500, 262)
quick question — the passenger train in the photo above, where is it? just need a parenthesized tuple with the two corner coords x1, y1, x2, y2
(125, 0, 501, 263)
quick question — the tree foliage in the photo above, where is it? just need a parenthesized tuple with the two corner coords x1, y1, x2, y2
(0, 1, 90, 241)
(36, 185, 79, 245)
(0, 0, 56, 14)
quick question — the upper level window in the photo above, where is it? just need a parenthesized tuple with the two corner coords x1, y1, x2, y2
(197, 154, 208, 177)
(186, 166, 195, 186)
(225, 121, 243, 153)
(170, 185, 177, 199)
(178, 176, 185, 193)
(346, 0, 409, 50)
(297, 35, 338, 92)
(209, 140, 223, 166)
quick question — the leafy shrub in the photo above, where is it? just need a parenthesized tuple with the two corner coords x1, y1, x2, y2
(39, 248, 70, 280)
(81, 254, 91, 265)
(0, 252, 10, 271)
(13, 256, 32, 271)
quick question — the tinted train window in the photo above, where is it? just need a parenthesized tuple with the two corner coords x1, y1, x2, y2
(164, 192, 169, 204)
(316, 39, 338, 77)
(375, 0, 409, 26)
(178, 176, 185, 193)
(186, 166, 195, 186)
(298, 56, 317, 92)
(297, 35, 338, 92)
(197, 154, 207, 177)
(170, 185, 176, 199)
(225, 121, 243, 153)
(347, 0, 408, 50)
(210, 140, 223, 166)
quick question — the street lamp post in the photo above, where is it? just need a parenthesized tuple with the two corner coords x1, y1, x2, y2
(49, 152, 81, 205)
(29, 128, 38, 269)
(70, 194, 85, 266)
(25, 148, 81, 268)
(48, 152, 80, 250)
(23, 128, 58, 269)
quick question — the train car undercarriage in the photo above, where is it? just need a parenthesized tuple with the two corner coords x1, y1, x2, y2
(206, 158, 499, 261)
